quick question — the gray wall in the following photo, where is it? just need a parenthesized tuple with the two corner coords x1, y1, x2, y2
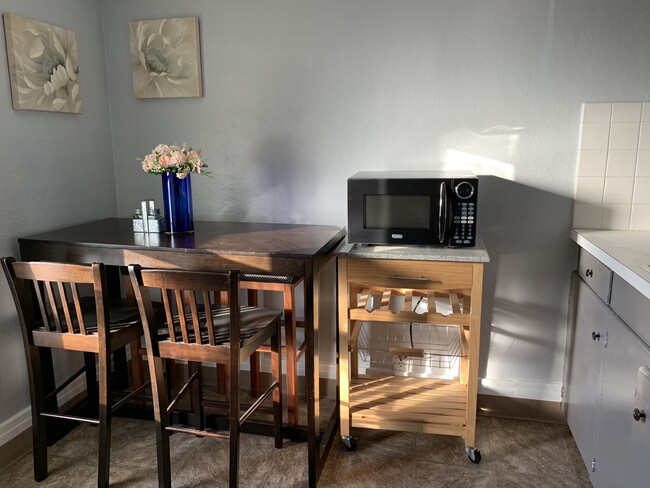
(1, 0, 650, 435)
(0, 0, 115, 426)
(102, 0, 650, 401)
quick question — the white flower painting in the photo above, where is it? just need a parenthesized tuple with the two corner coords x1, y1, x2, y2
(2, 13, 82, 114)
(129, 17, 203, 99)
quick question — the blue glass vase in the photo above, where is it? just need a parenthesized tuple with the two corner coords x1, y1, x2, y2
(161, 172, 194, 234)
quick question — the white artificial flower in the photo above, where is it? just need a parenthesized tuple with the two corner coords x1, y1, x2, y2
(129, 18, 201, 98)
(5, 14, 82, 113)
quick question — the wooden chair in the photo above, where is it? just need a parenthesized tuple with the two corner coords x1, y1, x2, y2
(235, 274, 305, 425)
(128, 265, 283, 488)
(1, 257, 149, 488)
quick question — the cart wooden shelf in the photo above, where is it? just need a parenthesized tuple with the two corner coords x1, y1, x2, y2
(337, 241, 489, 461)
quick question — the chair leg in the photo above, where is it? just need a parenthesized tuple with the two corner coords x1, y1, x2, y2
(189, 361, 204, 431)
(29, 347, 48, 481)
(229, 359, 240, 488)
(247, 289, 261, 397)
(150, 357, 172, 488)
(283, 284, 299, 425)
(97, 351, 112, 488)
(84, 352, 98, 418)
(271, 318, 283, 449)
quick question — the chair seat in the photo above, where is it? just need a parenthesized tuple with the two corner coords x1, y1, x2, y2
(37, 297, 145, 334)
(163, 305, 282, 344)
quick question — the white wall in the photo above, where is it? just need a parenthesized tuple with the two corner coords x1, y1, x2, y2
(102, 0, 650, 402)
(0, 0, 115, 428)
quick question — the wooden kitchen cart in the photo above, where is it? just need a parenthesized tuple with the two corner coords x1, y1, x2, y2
(337, 239, 489, 462)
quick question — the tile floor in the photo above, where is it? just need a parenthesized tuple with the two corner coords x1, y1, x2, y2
(0, 415, 592, 487)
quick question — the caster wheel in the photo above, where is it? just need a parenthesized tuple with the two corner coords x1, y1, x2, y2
(466, 447, 481, 464)
(341, 435, 357, 451)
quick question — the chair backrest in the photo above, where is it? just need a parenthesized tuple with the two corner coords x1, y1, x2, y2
(128, 265, 241, 348)
(1, 257, 110, 342)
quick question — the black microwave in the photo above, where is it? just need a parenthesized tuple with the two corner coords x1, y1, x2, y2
(347, 170, 478, 247)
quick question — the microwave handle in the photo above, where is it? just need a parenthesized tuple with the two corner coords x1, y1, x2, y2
(438, 182, 448, 244)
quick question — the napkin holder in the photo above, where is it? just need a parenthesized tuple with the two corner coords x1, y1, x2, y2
(133, 199, 167, 233)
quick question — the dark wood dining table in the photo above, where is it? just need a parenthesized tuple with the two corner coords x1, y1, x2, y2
(19, 217, 346, 487)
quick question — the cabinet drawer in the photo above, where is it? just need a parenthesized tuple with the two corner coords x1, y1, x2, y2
(346, 258, 474, 290)
(610, 274, 650, 348)
(578, 249, 613, 304)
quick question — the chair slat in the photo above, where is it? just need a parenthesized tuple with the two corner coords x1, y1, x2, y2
(45, 281, 63, 332)
(188, 291, 202, 345)
(71, 284, 87, 335)
(161, 289, 176, 342)
(175, 290, 190, 343)
(32, 279, 51, 331)
(203, 291, 215, 346)
(57, 282, 75, 334)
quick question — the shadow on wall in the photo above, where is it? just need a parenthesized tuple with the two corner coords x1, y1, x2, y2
(477, 175, 578, 386)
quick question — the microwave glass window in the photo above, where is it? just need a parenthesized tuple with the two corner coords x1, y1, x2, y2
(364, 195, 431, 230)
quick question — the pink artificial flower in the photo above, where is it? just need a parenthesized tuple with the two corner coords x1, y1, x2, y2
(154, 144, 170, 154)
(170, 150, 187, 166)
(158, 154, 171, 168)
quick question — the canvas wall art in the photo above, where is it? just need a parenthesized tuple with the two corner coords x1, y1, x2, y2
(2, 12, 82, 114)
(129, 17, 203, 99)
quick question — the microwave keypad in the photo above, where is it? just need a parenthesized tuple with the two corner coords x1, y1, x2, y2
(452, 202, 476, 246)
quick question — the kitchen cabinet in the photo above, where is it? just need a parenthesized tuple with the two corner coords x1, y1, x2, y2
(566, 250, 650, 488)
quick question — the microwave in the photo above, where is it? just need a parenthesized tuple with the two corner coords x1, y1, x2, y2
(347, 170, 478, 247)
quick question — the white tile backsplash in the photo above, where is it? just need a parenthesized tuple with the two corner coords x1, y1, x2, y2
(632, 177, 650, 204)
(638, 122, 650, 150)
(574, 101, 650, 230)
(583, 103, 612, 123)
(578, 150, 608, 176)
(601, 204, 631, 230)
(609, 122, 640, 150)
(643, 103, 650, 122)
(580, 123, 610, 150)
(603, 177, 634, 204)
(606, 150, 637, 176)
(630, 204, 650, 230)
(612, 102, 642, 122)
(636, 151, 650, 177)
(573, 203, 602, 229)
(576, 177, 605, 204)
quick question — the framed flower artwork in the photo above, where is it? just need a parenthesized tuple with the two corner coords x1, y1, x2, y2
(2, 13, 83, 114)
(129, 16, 203, 99)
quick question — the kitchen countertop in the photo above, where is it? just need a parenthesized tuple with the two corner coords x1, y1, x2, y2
(571, 229, 650, 300)
(337, 235, 490, 262)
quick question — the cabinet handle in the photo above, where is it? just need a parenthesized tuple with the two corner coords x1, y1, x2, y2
(633, 408, 646, 422)
(585, 268, 594, 278)
(592, 331, 601, 341)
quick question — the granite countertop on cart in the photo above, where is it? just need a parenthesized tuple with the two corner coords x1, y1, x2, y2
(337, 235, 490, 263)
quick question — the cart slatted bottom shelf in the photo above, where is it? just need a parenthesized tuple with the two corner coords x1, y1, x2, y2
(349, 375, 467, 436)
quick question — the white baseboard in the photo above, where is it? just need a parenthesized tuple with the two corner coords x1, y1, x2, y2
(479, 377, 563, 402)
(0, 375, 87, 448)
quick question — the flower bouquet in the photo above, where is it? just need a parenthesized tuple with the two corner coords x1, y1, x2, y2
(140, 144, 208, 179)
(139, 144, 208, 233)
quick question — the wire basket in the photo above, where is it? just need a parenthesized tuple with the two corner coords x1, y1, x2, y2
(356, 321, 462, 378)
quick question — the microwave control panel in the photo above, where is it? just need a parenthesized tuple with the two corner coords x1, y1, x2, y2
(449, 180, 477, 247)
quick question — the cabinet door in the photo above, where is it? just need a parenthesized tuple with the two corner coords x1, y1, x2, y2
(566, 279, 607, 473)
(594, 315, 650, 488)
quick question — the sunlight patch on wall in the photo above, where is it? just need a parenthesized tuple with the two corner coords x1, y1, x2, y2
(443, 150, 516, 181)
